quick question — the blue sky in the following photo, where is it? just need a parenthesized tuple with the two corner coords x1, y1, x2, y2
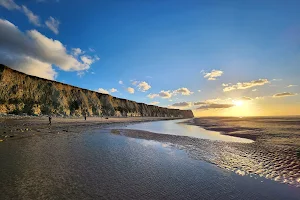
(1, 0, 300, 116)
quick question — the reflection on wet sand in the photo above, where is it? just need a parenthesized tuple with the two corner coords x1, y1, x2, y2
(1, 129, 300, 199)
(116, 128, 300, 187)
(117, 117, 300, 187)
(123, 119, 253, 143)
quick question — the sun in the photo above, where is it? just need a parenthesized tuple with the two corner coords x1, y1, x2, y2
(234, 100, 244, 107)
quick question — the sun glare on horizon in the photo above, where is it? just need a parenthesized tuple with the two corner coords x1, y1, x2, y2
(233, 100, 244, 107)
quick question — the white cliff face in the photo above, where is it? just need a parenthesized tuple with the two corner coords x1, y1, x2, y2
(0, 65, 194, 118)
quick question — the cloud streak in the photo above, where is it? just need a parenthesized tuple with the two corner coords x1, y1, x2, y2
(22, 5, 41, 26)
(0, 0, 20, 10)
(240, 96, 253, 101)
(173, 87, 194, 95)
(1, 1, 61, 33)
(196, 103, 235, 110)
(203, 69, 223, 80)
(171, 102, 192, 107)
(223, 79, 269, 92)
(273, 92, 298, 98)
(45, 16, 60, 34)
(147, 87, 193, 99)
(287, 85, 298, 88)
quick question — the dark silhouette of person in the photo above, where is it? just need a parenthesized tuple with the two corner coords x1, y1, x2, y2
(84, 114, 86, 121)
(49, 115, 52, 125)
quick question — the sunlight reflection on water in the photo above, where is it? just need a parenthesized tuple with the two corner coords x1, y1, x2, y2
(123, 119, 253, 143)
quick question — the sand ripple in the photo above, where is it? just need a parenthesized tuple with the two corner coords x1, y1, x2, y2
(118, 129, 300, 187)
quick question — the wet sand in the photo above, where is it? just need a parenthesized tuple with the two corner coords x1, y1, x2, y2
(189, 117, 300, 146)
(0, 115, 180, 142)
(116, 129, 300, 187)
(1, 129, 300, 199)
(1, 115, 300, 199)
(111, 116, 300, 187)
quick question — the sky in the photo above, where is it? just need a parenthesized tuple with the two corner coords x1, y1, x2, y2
(0, 0, 300, 116)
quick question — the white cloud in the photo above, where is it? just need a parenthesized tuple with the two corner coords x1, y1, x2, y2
(147, 93, 159, 99)
(77, 71, 85, 77)
(223, 79, 269, 92)
(287, 85, 298, 88)
(131, 80, 151, 92)
(0, 19, 98, 79)
(131, 80, 138, 85)
(89, 47, 95, 52)
(147, 91, 172, 99)
(98, 88, 109, 94)
(45, 16, 60, 34)
(147, 87, 192, 99)
(0, 53, 57, 79)
(119, 80, 123, 84)
(127, 87, 135, 94)
(198, 90, 201, 92)
(1, 1, 42, 26)
(22, 6, 41, 26)
(173, 87, 193, 95)
(96, 88, 118, 94)
(150, 101, 159, 105)
(0, 0, 20, 10)
(272, 79, 282, 81)
(159, 90, 172, 98)
(137, 81, 151, 92)
(172, 102, 192, 107)
(203, 69, 223, 80)
(94, 55, 100, 61)
(80, 55, 95, 65)
(255, 96, 265, 100)
(72, 48, 83, 56)
(110, 88, 117, 93)
(273, 92, 298, 98)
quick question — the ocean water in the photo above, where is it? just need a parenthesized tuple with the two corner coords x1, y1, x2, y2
(122, 119, 253, 143)
(0, 129, 299, 200)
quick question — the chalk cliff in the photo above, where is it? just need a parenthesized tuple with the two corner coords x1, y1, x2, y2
(0, 65, 194, 118)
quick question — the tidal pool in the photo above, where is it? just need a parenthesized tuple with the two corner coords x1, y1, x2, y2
(122, 119, 253, 143)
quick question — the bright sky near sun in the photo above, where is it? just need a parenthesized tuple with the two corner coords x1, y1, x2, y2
(0, 0, 300, 116)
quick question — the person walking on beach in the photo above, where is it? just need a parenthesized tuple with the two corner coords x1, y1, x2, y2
(48, 115, 52, 125)
(84, 114, 87, 121)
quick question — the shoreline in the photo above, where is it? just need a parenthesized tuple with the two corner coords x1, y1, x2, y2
(186, 117, 300, 147)
(0, 115, 185, 142)
(182, 118, 260, 141)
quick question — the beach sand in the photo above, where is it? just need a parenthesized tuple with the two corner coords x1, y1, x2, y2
(0, 115, 179, 141)
(1, 116, 300, 189)
(1, 127, 300, 200)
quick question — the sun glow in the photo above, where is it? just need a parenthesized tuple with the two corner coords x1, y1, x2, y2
(233, 100, 244, 107)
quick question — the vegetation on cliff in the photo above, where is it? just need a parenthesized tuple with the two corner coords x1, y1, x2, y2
(0, 65, 194, 118)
